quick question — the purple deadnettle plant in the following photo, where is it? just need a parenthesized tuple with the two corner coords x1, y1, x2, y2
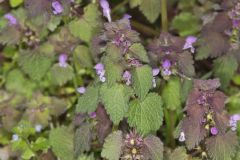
(180, 79, 238, 156)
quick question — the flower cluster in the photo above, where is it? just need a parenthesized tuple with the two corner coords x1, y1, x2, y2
(94, 63, 106, 82)
(148, 33, 196, 78)
(123, 70, 131, 86)
(228, 2, 240, 29)
(122, 131, 144, 160)
(22, 28, 40, 48)
(102, 19, 140, 54)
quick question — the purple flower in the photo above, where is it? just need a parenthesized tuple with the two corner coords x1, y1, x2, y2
(161, 59, 172, 76)
(165, 51, 170, 55)
(197, 94, 207, 105)
(58, 54, 68, 68)
(123, 14, 132, 29)
(162, 59, 171, 69)
(52, 1, 64, 15)
(179, 131, 185, 142)
(232, 20, 240, 28)
(152, 68, 160, 88)
(123, 71, 131, 86)
(163, 69, 172, 76)
(77, 87, 86, 94)
(230, 114, 240, 131)
(228, 3, 240, 29)
(94, 63, 106, 82)
(88, 112, 96, 118)
(112, 33, 132, 53)
(128, 59, 142, 67)
(35, 124, 43, 133)
(100, 0, 111, 22)
(210, 127, 218, 136)
(4, 13, 17, 25)
(12, 134, 19, 141)
(183, 36, 197, 53)
(152, 68, 160, 76)
(123, 14, 132, 20)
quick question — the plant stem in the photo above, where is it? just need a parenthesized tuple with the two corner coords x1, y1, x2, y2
(111, 0, 129, 14)
(161, 0, 168, 32)
(131, 20, 160, 36)
(72, 59, 80, 98)
(164, 109, 176, 148)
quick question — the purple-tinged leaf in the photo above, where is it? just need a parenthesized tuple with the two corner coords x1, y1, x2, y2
(74, 123, 92, 158)
(96, 105, 112, 144)
(206, 131, 238, 160)
(142, 135, 163, 160)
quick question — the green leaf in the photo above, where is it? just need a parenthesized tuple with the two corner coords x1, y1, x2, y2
(84, 3, 102, 26)
(50, 64, 74, 86)
(232, 74, 240, 86)
(195, 44, 211, 60)
(139, 0, 161, 23)
(10, 0, 23, 7)
(21, 148, 35, 160)
(73, 45, 93, 68)
(143, 135, 164, 160)
(129, 0, 141, 8)
(132, 65, 153, 100)
(6, 69, 36, 97)
(181, 79, 193, 103)
(11, 138, 28, 152)
(18, 51, 52, 81)
(233, 150, 240, 160)
(162, 77, 181, 110)
(47, 16, 61, 32)
(0, 26, 21, 45)
(178, 0, 197, 10)
(197, 31, 229, 59)
(49, 126, 74, 160)
(213, 55, 238, 89)
(13, 121, 35, 139)
(69, 19, 92, 43)
(78, 154, 94, 160)
(167, 147, 188, 160)
(100, 84, 132, 124)
(206, 131, 238, 160)
(32, 137, 50, 152)
(128, 93, 163, 135)
(129, 43, 149, 63)
(76, 85, 100, 113)
(101, 131, 123, 160)
(74, 123, 92, 158)
(177, 51, 195, 77)
(69, 3, 101, 43)
(105, 44, 122, 62)
(171, 12, 200, 36)
(103, 57, 123, 87)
